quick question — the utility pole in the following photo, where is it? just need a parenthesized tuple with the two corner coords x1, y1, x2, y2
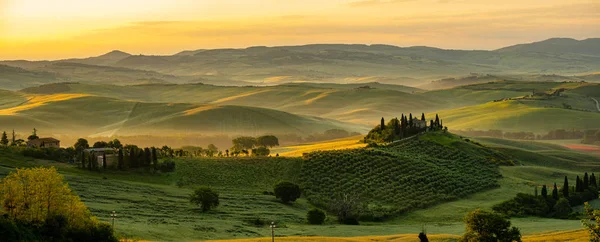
(270, 222, 276, 242)
(111, 211, 118, 228)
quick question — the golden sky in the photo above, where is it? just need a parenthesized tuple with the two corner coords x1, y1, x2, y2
(1, 0, 599, 60)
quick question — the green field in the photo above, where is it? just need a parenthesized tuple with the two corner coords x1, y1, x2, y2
(1, 131, 598, 241)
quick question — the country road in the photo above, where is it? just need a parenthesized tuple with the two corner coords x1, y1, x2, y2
(592, 97, 600, 112)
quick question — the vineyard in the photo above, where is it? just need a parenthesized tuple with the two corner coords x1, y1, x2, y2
(300, 132, 505, 220)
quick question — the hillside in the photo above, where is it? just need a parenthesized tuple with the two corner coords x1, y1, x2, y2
(3, 38, 600, 87)
(0, 94, 366, 137)
(0, 64, 59, 90)
(20, 82, 437, 125)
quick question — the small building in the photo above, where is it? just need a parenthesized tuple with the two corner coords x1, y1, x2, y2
(27, 137, 60, 148)
(84, 148, 118, 168)
(413, 118, 428, 129)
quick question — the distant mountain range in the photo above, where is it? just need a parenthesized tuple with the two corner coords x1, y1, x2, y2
(1, 38, 598, 89)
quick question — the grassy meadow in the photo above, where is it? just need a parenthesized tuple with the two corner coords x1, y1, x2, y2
(2, 129, 600, 241)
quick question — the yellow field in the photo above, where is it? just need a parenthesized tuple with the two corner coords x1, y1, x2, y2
(0, 93, 90, 115)
(273, 136, 366, 157)
(206, 230, 588, 242)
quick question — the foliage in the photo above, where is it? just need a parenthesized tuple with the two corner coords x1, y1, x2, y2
(74, 138, 89, 152)
(257, 135, 279, 148)
(582, 202, 600, 242)
(553, 198, 572, 219)
(190, 187, 220, 212)
(252, 147, 270, 156)
(274, 181, 301, 203)
(460, 209, 521, 242)
(92, 141, 108, 148)
(306, 208, 326, 225)
(1, 131, 8, 146)
(492, 193, 549, 217)
(301, 132, 501, 219)
(0, 167, 117, 241)
(158, 159, 176, 173)
(329, 193, 365, 225)
(231, 136, 257, 152)
(19, 147, 75, 162)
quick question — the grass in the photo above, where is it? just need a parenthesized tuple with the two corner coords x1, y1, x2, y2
(0, 131, 598, 241)
(271, 136, 366, 157)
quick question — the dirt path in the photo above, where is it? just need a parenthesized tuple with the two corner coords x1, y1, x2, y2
(592, 97, 600, 112)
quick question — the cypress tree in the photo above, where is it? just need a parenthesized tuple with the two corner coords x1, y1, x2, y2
(421, 113, 426, 121)
(118, 148, 124, 170)
(563, 176, 569, 198)
(592, 173, 598, 187)
(552, 183, 559, 200)
(534, 186, 538, 197)
(584, 172, 589, 190)
(380, 117, 385, 130)
(102, 153, 107, 170)
(144, 148, 151, 166)
(541, 185, 548, 198)
(576, 175, 582, 192)
(408, 113, 414, 129)
(430, 120, 434, 129)
(435, 114, 440, 128)
(129, 147, 136, 168)
(152, 147, 158, 171)
(81, 151, 86, 169)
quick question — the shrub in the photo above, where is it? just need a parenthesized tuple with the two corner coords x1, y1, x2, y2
(460, 209, 521, 242)
(158, 159, 176, 172)
(252, 147, 270, 156)
(307, 208, 326, 225)
(492, 193, 549, 217)
(274, 181, 301, 203)
(553, 198, 572, 219)
(190, 187, 220, 212)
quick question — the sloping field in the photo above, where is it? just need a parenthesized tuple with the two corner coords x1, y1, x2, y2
(272, 136, 366, 157)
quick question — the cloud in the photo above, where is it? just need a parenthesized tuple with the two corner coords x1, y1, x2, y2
(347, 0, 415, 7)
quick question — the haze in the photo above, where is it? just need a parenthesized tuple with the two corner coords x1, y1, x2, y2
(1, 0, 599, 60)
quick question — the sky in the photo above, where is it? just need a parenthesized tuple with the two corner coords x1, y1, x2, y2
(0, 0, 599, 60)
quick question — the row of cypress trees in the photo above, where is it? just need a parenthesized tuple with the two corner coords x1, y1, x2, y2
(367, 113, 444, 142)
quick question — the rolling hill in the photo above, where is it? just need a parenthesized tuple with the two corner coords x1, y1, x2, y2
(0, 93, 366, 137)
(2, 38, 599, 87)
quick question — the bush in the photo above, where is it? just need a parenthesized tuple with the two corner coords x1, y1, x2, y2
(460, 209, 521, 242)
(553, 198, 572, 219)
(307, 208, 326, 225)
(158, 159, 176, 172)
(274, 181, 301, 203)
(251, 147, 270, 156)
(492, 193, 549, 217)
(190, 187, 220, 212)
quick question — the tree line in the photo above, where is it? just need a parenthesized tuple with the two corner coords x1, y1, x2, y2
(364, 113, 446, 143)
(493, 172, 599, 219)
(454, 128, 597, 141)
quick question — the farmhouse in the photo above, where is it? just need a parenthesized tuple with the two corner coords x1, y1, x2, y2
(84, 148, 118, 168)
(413, 118, 427, 129)
(27, 137, 60, 148)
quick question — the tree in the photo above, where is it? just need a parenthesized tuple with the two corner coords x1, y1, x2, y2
(93, 141, 108, 148)
(592, 173, 598, 187)
(252, 147, 270, 156)
(152, 147, 158, 171)
(257, 135, 280, 148)
(10, 129, 15, 146)
(553, 198, 572, 219)
(576, 176, 582, 193)
(189, 187, 219, 212)
(306, 208, 326, 225)
(144, 148, 151, 166)
(0, 131, 8, 146)
(206, 144, 219, 157)
(330, 193, 364, 225)
(541, 185, 548, 199)
(460, 209, 521, 242)
(231, 136, 257, 152)
(380, 117, 385, 130)
(107, 139, 122, 149)
(563, 176, 569, 198)
(552, 183, 559, 200)
(74, 138, 90, 152)
(435, 114, 440, 127)
(582, 202, 600, 241)
(421, 113, 426, 121)
(27, 128, 39, 141)
(117, 149, 124, 170)
(274, 181, 301, 203)
(102, 153, 107, 170)
(128, 147, 137, 168)
(584, 172, 590, 190)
